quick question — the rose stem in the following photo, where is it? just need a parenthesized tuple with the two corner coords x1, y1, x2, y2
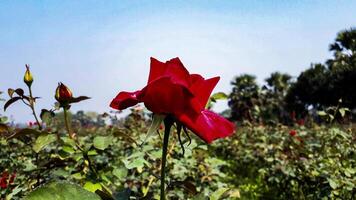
(161, 116, 174, 200)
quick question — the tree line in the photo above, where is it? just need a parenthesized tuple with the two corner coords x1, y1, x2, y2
(228, 27, 356, 124)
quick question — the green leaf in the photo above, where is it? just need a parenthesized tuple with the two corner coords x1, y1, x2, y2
(93, 136, 113, 150)
(112, 167, 128, 180)
(143, 114, 165, 143)
(338, 108, 346, 117)
(112, 129, 138, 146)
(206, 92, 228, 108)
(328, 178, 338, 189)
(317, 111, 327, 116)
(23, 160, 36, 172)
(83, 182, 102, 193)
(211, 92, 228, 101)
(40, 109, 55, 124)
(124, 158, 147, 170)
(210, 188, 229, 200)
(192, 193, 207, 200)
(61, 137, 76, 148)
(24, 180, 101, 200)
(0, 116, 8, 123)
(33, 134, 57, 153)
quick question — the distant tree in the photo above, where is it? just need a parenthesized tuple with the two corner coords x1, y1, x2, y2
(286, 28, 356, 114)
(326, 28, 356, 108)
(265, 72, 292, 94)
(262, 72, 292, 123)
(228, 74, 261, 122)
(286, 63, 330, 112)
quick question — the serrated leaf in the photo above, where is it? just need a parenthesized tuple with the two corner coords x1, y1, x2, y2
(24, 180, 101, 200)
(33, 134, 57, 153)
(112, 167, 128, 180)
(93, 136, 113, 150)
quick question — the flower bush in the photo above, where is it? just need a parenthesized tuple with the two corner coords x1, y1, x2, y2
(0, 59, 355, 200)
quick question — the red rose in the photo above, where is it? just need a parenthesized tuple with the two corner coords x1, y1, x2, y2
(110, 57, 235, 143)
(0, 171, 9, 189)
(297, 119, 305, 126)
(289, 130, 297, 137)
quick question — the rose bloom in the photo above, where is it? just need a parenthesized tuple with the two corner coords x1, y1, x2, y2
(110, 57, 235, 143)
(289, 130, 297, 137)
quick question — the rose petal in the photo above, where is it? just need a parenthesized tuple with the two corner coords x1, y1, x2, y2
(140, 76, 199, 115)
(147, 57, 191, 88)
(110, 90, 142, 110)
(189, 74, 220, 108)
(177, 109, 235, 143)
(165, 58, 191, 87)
(148, 57, 167, 84)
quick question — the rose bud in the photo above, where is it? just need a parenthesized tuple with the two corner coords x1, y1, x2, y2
(55, 82, 73, 103)
(24, 64, 33, 87)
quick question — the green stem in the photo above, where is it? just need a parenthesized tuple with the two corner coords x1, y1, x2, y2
(63, 107, 98, 176)
(160, 116, 173, 200)
(63, 107, 73, 139)
(28, 86, 42, 130)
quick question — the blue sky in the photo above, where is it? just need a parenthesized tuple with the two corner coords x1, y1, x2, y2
(1, 0, 355, 123)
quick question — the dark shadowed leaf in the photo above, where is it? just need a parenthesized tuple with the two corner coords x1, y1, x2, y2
(69, 96, 90, 104)
(14, 88, 24, 96)
(40, 109, 55, 124)
(0, 123, 9, 135)
(113, 188, 131, 200)
(7, 128, 42, 139)
(4, 97, 21, 111)
(95, 190, 114, 200)
(113, 129, 138, 146)
(8, 88, 15, 98)
(24, 180, 101, 200)
(169, 178, 197, 195)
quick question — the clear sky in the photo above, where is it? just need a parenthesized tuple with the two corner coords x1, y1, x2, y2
(1, 0, 355, 123)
